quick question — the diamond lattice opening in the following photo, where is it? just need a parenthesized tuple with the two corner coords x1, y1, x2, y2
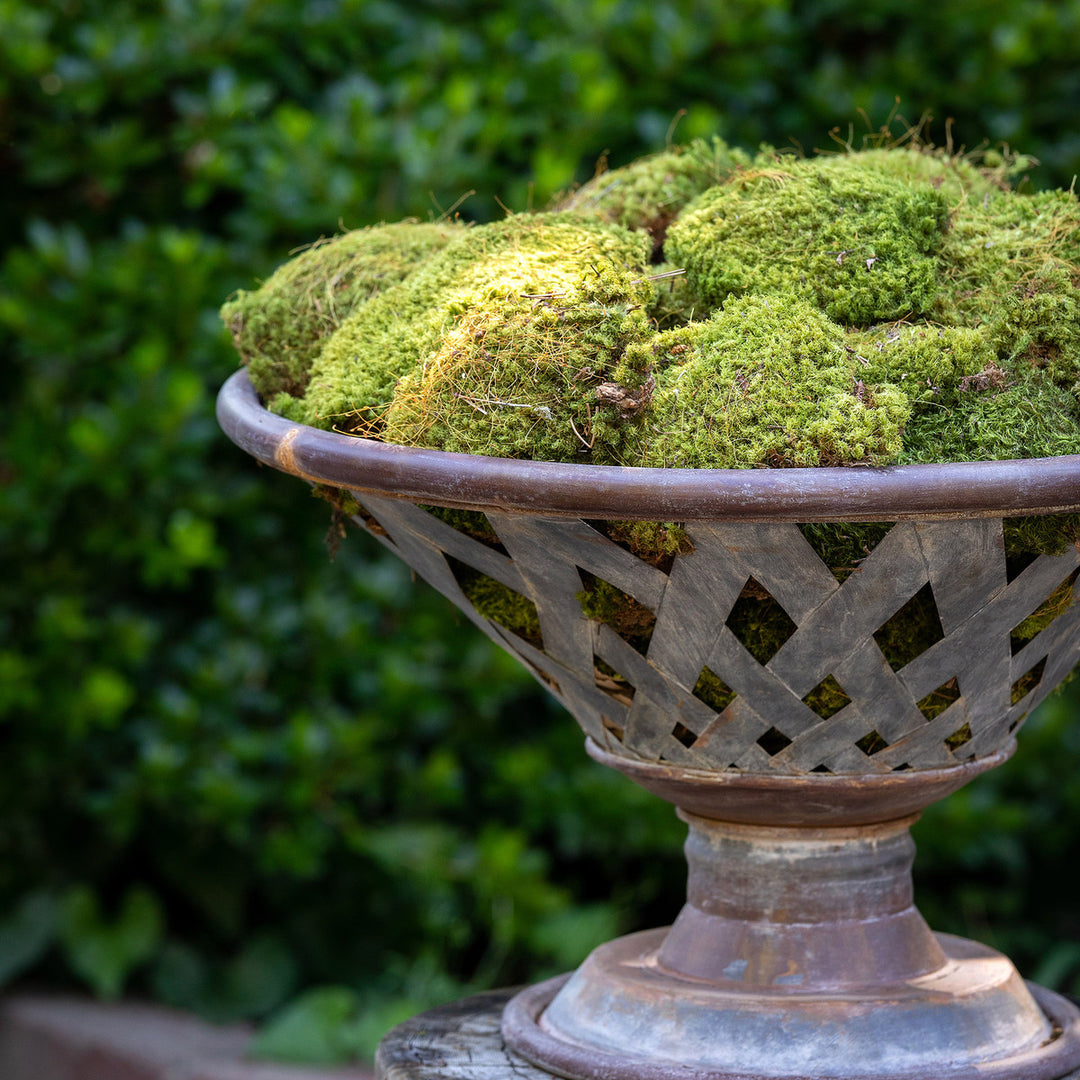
(874, 582, 946, 672)
(445, 556, 543, 648)
(726, 578, 797, 665)
(1008, 713, 1028, 735)
(756, 726, 793, 756)
(583, 520, 694, 573)
(593, 656, 635, 706)
(692, 666, 736, 713)
(601, 715, 626, 743)
(799, 522, 893, 583)
(1010, 570, 1078, 655)
(802, 674, 851, 720)
(916, 677, 961, 720)
(1005, 550, 1039, 583)
(422, 505, 508, 553)
(578, 570, 656, 655)
(1011, 657, 1047, 705)
(855, 730, 888, 756)
(671, 722, 699, 749)
(345, 498, 391, 540)
(945, 722, 973, 751)
(810, 764, 834, 774)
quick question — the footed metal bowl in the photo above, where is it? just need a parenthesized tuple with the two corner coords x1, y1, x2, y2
(219, 369, 1080, 1080)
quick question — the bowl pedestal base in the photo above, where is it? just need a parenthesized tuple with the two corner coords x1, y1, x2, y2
(501, 808, 1080, 1080)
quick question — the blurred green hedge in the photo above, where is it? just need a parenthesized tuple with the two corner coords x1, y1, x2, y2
(3, 0, 1080, 1063)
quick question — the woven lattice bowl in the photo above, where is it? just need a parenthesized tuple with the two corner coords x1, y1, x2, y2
(219, 368, 1080, 1080)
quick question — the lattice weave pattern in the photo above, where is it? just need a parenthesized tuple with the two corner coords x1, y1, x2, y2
(351, 497, 1080, 775)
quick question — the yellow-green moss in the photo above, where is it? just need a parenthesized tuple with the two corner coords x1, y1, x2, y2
(557, 136, 753, 246)
(577, 573, 656, 654)
(1011, 572, 1078, 644)
(641, 295, 910, 468)
(453, 566, 543, 648)
(666, 157, 951, 325)
(222, 222, 460, 401)
(224, 142, 1080, 576)
(692, 666, 736, 712)
(382, 261, 656, 463)
(296, 214, 651, 431)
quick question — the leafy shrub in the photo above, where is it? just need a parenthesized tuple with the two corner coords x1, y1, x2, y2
(3, 0, 1080, 1063)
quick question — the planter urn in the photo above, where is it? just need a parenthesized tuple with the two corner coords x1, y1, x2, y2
(219, 367, 1080, 1080)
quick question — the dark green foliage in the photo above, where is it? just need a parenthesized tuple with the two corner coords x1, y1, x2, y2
(5, 0, 1080, 1062)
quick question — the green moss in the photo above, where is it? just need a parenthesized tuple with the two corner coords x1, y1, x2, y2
(224, 143, 1080, 577)
(383, 261, 656, 464)
(916, 678, 962, 721)
(557, 136, 752, 247)
(1004, 514, 1080, 559)
(724, 583, 797, 665)
(848, 322, 995, 410)
(692, 667, 736, 712)
(222, 222, 460, 401)
(932, 190, 1080, 328)
(452, 566, 543, 648)
(297, 214, 651, 432)
(666, 157, 951, 325)
(577, 573, 656, 654)
(640, 295, 910, 468)
(833, 145, 1004, 204)
(592, 520, 693, 569)
(803, 674, 851, 719)
(422, 507, 503, 548)
(898, 367, 1080, 465)
(989, 266, 1080, 384)
(798, 522, 895, 581)
(1011, 572, 1078, 644)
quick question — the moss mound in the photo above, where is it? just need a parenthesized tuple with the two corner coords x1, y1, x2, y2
(281, 214, 651, 431)
(555, 136, 755, 248)
(222, 222, 460, 400)
(224, 139, 1080, 610)
(383, 262, 656, 464)
(641, 295, 909, 468)
(666, 157, 951, 325)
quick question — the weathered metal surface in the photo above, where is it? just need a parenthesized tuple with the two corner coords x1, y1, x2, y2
(344, 495, 1080, 774)
(584, 739, 1011, 825)
(500, 813, 1080, 1078)
(379, 989, 1080, 1080)
(217, 369, 1080, 522)
(220, 372, 1080, 1080)
(505, 961, 1080, 1080)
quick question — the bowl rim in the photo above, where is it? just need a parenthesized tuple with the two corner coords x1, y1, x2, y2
(217, 369, 1080, 522)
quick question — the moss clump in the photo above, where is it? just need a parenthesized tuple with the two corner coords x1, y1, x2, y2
(590, 520, 694, 570)
(641, 295, 910, 468)
(666, 158, 951, 325)
(292, 214, 651, 431)
(224, 222, 460, 401)
(557, 136, 753, 248)
(382, 262, 657, 464)
(451, 565, 543, 649)
(577, 573, 656, 654)
(225, 139, 1080, 582)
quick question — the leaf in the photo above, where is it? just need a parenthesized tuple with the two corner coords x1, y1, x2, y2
(151, 934, 297, 1022)
(249, 986, 363, 1065)
(60, 886, 164, 998)
(0, 890, 60, 987)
